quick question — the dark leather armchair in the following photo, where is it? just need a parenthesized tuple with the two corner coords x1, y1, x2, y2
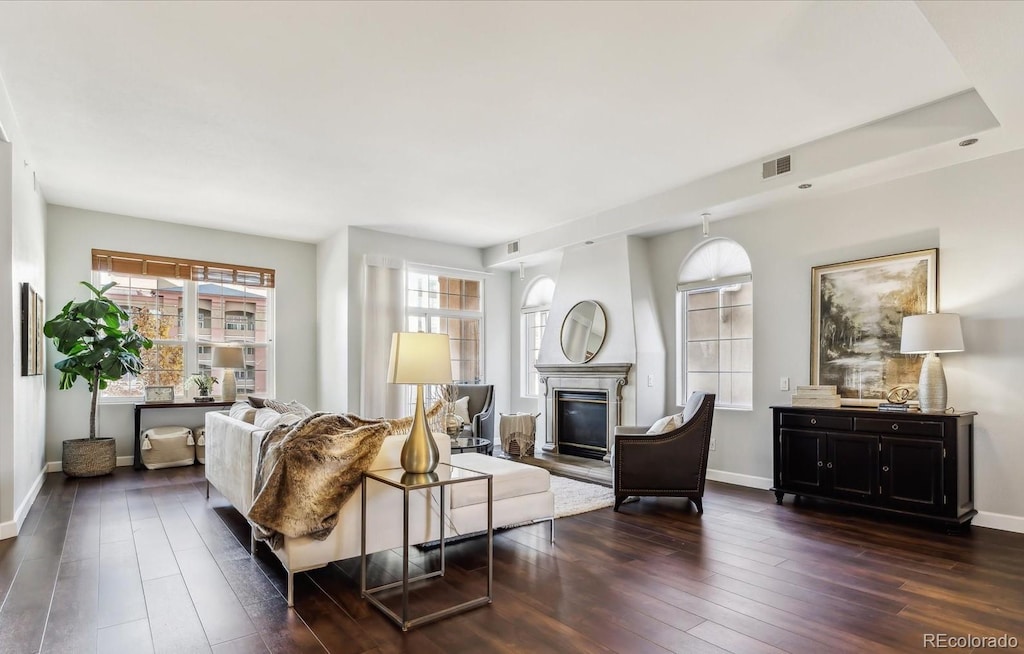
(613, 392, 716, 514)
(456, 384, 495, 454)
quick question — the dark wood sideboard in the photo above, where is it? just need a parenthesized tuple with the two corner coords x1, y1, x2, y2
(771, 406, 976, 530)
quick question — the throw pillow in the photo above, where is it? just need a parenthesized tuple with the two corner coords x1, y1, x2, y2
(264, 399, 314, 418)
(453, 396, 471, 425)
(254, 408, 304, 431)
(247, 396, 268, 408)
(646, 414, 681, 435)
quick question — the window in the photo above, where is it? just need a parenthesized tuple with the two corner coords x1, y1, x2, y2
(677, 239, 752, 409)
(91, 250, 275, 400)
(405, 268, 484, 384)
(521, 276, 555, 397)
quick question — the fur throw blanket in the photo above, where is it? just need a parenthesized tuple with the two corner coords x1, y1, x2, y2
(248, 405, 439, 549)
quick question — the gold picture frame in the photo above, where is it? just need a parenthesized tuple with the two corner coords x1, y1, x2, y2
(811, 249, 937, 406)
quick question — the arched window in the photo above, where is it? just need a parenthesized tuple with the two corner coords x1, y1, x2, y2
(521, 276, 555, 397)
(678, 238, 753, 409)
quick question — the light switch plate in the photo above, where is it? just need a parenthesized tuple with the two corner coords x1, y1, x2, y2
(780, 377, 790, 391)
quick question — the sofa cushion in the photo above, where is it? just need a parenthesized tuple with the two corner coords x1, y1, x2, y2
(247, 396, 268, 408)
(229, 403, 257, 423)
(682, 391, 706, 424)
(448, 453, 550, 509)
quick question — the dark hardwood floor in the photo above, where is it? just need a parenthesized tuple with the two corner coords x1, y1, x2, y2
(1, 465, 1023, 653)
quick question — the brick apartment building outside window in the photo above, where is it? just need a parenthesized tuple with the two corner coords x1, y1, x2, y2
(90, 251, 275, 400)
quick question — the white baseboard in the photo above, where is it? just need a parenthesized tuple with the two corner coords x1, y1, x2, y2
(974, 510, 1024, 534)
(46, 456, 135, 474)
(706, 468, 773, 490)
(0, 465, 47, 539)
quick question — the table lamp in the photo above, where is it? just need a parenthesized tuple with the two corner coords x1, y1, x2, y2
(212, 345, 245, 403)
(387, 332, 453, 473)
(900, 313, 964, 413)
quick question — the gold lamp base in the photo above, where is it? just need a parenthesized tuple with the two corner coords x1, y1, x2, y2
(401, 384, 440, 473)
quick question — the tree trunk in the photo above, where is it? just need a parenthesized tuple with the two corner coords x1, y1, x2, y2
(90, 368, 100, 440)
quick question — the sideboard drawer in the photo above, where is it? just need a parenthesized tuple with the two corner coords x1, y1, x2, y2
(854, 417, 943, 437)
(780, 413, 853, 432)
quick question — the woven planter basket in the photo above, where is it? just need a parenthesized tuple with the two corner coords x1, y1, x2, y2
(63, 438, 116, 477)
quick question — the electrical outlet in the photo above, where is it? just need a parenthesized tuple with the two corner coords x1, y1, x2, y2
(709, 437, 717, 451)
(647, 374, 654, 387)
(780, 376, 790, 391)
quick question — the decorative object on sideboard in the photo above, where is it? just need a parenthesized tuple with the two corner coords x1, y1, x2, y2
(790, 385, 840, 408)
(900, 313, 965, 413)
(811, 248, 937, 406)
(879, 386, 916, 412)
(213, 345, 245, 402)
(187, 372, 219, 402)
(387, 332, 453, 473)
(560, 300, 607, 364)
(44, 281, 153, 476)
(144, 385, 175, 403)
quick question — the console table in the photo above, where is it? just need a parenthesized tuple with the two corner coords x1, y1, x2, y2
(771, 405, 976, 530)
(133, 400, 234, 470)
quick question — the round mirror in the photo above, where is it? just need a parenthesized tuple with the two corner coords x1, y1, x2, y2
(560, 300, 607, 363)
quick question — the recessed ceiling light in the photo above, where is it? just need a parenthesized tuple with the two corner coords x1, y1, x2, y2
(959, 138, 979, 147)
(798, 183, 812, 190)
(585, 240, 594, 245)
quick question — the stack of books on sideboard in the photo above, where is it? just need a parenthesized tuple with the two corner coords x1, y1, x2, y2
(791, 385, 841, 408)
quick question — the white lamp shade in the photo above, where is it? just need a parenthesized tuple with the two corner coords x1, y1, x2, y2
(212, 346, 245, 369)
(900, 313, 965, 354)
(387, 332, 453, 385)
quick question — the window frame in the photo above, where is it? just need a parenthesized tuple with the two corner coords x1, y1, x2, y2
(520, 308, 548, 398)
(93, 271, 276, 403)
(404, 264, 486, 384)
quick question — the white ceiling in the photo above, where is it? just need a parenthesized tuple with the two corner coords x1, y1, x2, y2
(0, 1, 1003, 248)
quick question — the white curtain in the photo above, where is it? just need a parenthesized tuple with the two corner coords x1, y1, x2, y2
(361, 255, 406, 418)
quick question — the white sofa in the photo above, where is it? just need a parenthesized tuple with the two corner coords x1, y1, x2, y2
(204, 409, 554, 606)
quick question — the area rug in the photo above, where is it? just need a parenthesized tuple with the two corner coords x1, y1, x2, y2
(551, 474, 615, 518)
(415, 475, 614, 549)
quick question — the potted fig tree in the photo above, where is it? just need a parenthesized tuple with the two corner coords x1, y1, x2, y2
(44, 281, 153, 476)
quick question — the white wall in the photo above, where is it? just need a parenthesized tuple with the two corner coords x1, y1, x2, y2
(536, 236, 667, 426)
(646, 148, 1024, 526)
(45, 205, 317, 463)
(316, 228, 349, 412)
(0, 86, 48, 538)
(345, 227, 512, 417)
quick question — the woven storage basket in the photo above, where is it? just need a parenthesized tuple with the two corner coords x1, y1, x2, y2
(62, 438, 116, 477)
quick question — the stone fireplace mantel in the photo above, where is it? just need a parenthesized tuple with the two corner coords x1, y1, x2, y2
(535, 363, 632, 460)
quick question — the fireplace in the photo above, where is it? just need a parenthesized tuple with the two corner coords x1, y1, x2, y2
(556, 391, 608, 460)
(535, 363, 632, 462)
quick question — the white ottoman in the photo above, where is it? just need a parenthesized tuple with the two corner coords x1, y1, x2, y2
(449, 453, 555, 542)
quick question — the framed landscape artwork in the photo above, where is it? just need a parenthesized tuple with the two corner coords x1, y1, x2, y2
(21, 283, 45, 376)
(811, 249, 937, 406)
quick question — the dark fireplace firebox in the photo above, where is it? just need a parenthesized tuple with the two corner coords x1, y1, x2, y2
(556, 390, 608, 460)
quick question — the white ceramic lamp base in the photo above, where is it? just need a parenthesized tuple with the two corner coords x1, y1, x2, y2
(917, 353, 947, 413)
(222, 370, 237, 403)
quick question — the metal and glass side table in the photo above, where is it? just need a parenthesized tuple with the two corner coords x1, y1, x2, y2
(361, 463, 493, 631)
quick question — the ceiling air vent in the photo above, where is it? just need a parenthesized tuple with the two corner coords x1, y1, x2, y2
(507, 240, 520, 255)
(762, 154, 792, 180)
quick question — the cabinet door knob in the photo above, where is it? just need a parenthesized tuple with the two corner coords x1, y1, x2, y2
(818, 461, 824, 467)
(891, 424, 899, 431)
(810, 418, 817, 425)
(826, 462, 833, 469)
(882, 465, 890, 472)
